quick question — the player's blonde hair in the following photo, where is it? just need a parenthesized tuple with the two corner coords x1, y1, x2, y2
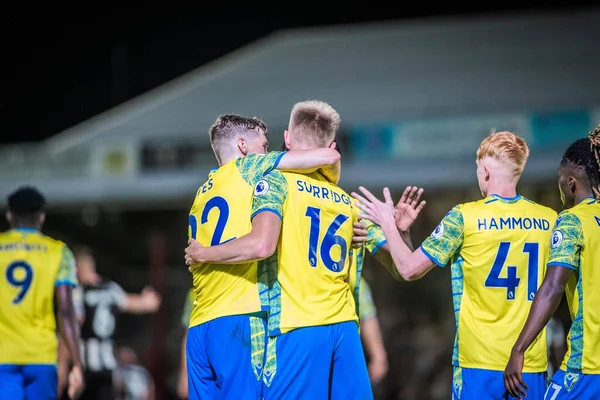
(476, 131, 530, 178)
(288, 100, 340, 147)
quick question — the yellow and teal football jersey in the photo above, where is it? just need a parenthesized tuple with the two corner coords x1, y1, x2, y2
(547, 198, 600, 374)
(0, 228, 77, 364)
(348, 218, 388, 318)
(420, 194, 557, 373)
(188, 151, 284, 328)
(251, 170, 358, 336)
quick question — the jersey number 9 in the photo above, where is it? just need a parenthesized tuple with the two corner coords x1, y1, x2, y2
(6, 261, 34, 304)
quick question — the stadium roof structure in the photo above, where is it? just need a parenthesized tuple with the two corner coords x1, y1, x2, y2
(1, 8, 600, 207)
(45, 7, 600, 154)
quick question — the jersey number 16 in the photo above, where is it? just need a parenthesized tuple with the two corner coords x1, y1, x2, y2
(305, 206, 349, 273)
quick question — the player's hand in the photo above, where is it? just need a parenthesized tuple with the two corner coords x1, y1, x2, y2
(504, 350, 528, 399)
(368, 356, 388, 385)
(185, 238, 205, 269)
(67, 364, 84, 399)
(141, 287, 161, 311)
(395, 186, 426, 232)
(352, 222, 368, 248)
(351, 187, 396, 228)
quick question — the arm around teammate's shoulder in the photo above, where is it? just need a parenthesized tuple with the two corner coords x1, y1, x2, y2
(277, 144, 341, 184)
(185, 170, 287, 265)
(276, 145, 340, 172)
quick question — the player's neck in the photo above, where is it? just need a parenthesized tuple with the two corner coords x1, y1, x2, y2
(486, 182, 517, 199)
(219, 151, 244, 166)
(11, 224, 39, 231)
(574, 191, 594, 205)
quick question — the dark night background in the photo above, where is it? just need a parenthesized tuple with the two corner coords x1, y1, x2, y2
(0, 4, 596, 400)
(1, 3, 593, 145)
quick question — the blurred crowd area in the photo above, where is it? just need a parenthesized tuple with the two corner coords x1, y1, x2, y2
(0, 179, 571, 400)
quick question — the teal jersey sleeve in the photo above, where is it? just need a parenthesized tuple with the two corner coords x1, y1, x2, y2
(55, 246, 77, 287)
(236, 151, 286, 187)
(358, 278, 377, 320)
(420, 205, 465, 267)
(181, 289, 194, 328)
(251, 170, 289, 220)
(547, 212, 584, 270)
(363, 219, 387, 255)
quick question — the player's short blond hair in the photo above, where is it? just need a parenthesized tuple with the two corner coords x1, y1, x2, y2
(288, 100, 340, 147)
(477, 131, 530, 177)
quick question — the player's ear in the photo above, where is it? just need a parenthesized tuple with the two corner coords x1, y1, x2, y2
(283, 130, 291, 150)
(39, 212, 46, 226)
(484, 163, 492, 182)
(5, 211, 12, 224)
(238, 137, 248, 156)
(567, 176, 577, 195)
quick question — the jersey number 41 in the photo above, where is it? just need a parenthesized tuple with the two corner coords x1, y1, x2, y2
(485, 242, 539, 301)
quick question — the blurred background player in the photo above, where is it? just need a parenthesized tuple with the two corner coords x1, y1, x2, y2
(0, 186, 84, 400)
(184, 114, 341, 400)
(505, 128, 600, 400)
(176, 289, 194, 400)
(359, 277, 388, 385)
(112, 346, 155, 400)
(354, 131, 557, 399)
(74, 246, 161, 400)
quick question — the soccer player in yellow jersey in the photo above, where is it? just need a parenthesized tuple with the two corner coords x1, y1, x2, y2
(354, 132, 557, 400)
(185, 101, 371, 399)
(0, 186, 84, 399)
(185, 114, 341, 400)
(505, 128, 600, 400)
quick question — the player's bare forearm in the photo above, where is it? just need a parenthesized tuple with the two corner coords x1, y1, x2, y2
(512, 267, 572, 355)
(55, 285, 83, 368)
(57, 339, 70, 397)
(278, 148, 340, 171)
(374, 244, 402, 281)
(371, 229, 412, 281)
(400, 230, 414, 251)
(201, 233, 273, 263)
(190, 212, 281, 264)
(380, 220, 433, 281)
(123, 289, 161, 314)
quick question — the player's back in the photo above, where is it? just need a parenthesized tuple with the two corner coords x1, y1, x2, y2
(0, 229, 68, 364)
(455, 195, 556, 372)
(268, 170, 357, 336)
(188, 152, 283, 328)
(554, 199, 600, 374)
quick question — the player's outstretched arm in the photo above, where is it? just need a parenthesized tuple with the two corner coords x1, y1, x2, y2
(185, 212, 282, 264)
(353, 187, 435, 281)
(504, 266, 573, 399)
(277, 143, 341, 184)
(121, 287, 162, 314)
(55, 285, 85, 399)
(367, 186, 427, 279)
